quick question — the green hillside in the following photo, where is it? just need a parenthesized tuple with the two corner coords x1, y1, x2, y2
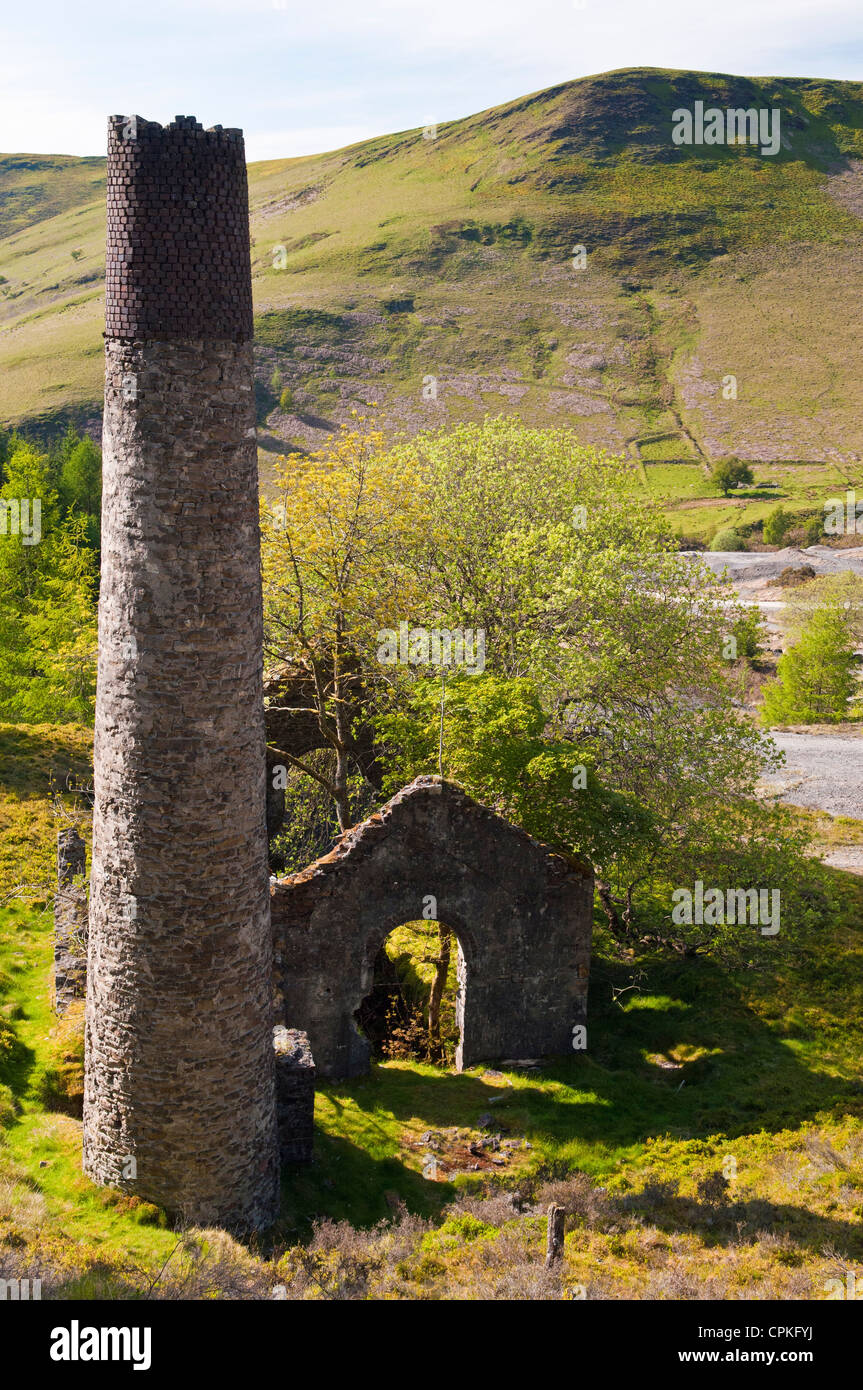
(3, 67, 863, 469)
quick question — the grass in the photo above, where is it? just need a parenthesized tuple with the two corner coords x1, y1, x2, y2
(653, 461, 859, 542)
(1, 721, 862, 1296)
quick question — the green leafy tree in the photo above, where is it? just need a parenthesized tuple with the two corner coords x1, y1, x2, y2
(261, 424, 431, 830)
(786, 572, 863, 640)
(712, 459, 754, 496)
(763, 506, 792, 545)
(263, 416, 813, 955)
(376, 420, 800, 953)
(761, 606, 860, 726)
(0, 441, 97, 721)
(59, 435, 101, 548)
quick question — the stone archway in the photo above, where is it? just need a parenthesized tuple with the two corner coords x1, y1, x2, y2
(270, 777, 593, 1078)
(352, 916, 467, 1067)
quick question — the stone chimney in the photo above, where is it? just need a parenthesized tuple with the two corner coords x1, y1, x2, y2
(83, 115, 279, 1229)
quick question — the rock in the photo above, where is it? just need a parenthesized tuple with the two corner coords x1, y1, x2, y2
(273, 1027, 315, 1165)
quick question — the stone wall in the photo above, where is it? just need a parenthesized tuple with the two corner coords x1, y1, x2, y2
(271, 777, 593, 1078)
(84, 115, 279, 1231)
(54, 827, 88, 1015)
(273, 1028, 315, 1164)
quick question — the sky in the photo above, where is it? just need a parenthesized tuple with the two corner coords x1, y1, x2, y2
(1, 0, 861, 162)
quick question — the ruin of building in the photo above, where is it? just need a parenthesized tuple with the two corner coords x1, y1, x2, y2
(83, 115, 280, 1229)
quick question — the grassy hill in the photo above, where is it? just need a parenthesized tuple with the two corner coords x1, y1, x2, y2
(4, 67, 863, 475)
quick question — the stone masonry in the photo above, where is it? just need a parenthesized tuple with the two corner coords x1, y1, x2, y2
(273, 1027, 315, 1164)
(54, 827, 88, 1015)
(271, 777, 593, 1078)
(83, 115, 279, 1230)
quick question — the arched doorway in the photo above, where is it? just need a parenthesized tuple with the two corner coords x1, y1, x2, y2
(271, 776, 593, 1079)
(353, 919, 465, 1067)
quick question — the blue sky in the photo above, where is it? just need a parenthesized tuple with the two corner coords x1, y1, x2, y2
(1, 0, 861, 161)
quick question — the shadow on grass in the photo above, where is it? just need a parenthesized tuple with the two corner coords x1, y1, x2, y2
(284, 952, 862, 1232)
(0, 909, 45, 1107)
(0, 723, 91, 796)
(623, 1192, 863, 1261)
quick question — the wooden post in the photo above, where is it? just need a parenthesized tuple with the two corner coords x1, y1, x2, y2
(546, 1203, 565, 1267)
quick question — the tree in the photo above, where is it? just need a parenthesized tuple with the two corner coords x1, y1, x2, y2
(375, 669, 807, 961)
(763, 506, 791, 545)
(0, 441, 97, 721)
(761, 604, 860, 726)
(786, 572, 863, 642)
(265, 416, 812, 957)
(59, 435, 102, 548)
(261, 422, 431, 830)
(427, 924, 452, 1059)
(712, 459, 753, 496)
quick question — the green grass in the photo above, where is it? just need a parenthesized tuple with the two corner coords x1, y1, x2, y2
(280, 924, 863, 1226)
(654, 461, 857, 542)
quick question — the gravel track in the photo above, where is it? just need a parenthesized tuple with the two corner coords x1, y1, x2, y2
(761, 731, 863, 819)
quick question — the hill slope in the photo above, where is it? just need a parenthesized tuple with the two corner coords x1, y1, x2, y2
(3, 68, 863, 468)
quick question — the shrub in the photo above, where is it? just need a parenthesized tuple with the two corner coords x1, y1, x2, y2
(802, 514, 824, 545)
(696, 1172, 730, 1205)
(131, 1200, 168, 1227)
(709, 528, 747, 551)
(777, 564, 816, 588)
(763, 506, 792, 545)
(730, 607, 766, 662)
(279, 387, 295, 413)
